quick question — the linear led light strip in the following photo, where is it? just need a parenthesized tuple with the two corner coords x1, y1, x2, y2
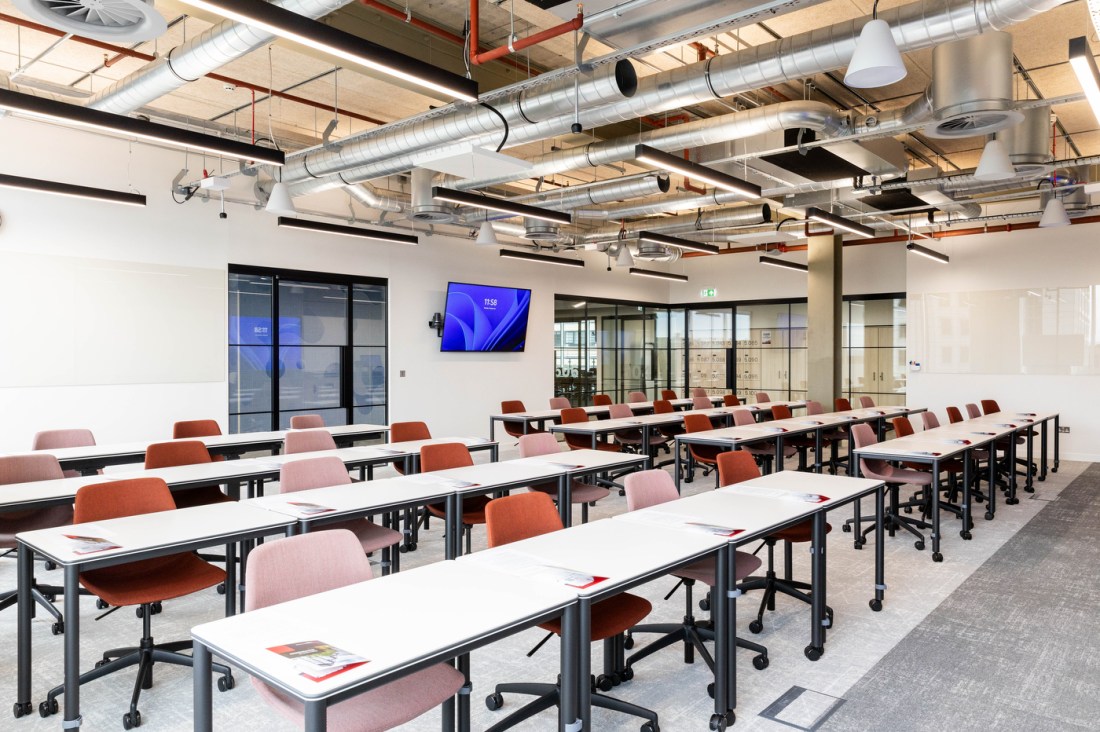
(179, 0, 478, 102)
(906, 242, 949, 264)
(0, 88, 285, 166)
(499, 249, 584, 268)
(634, 145, 762, 199)
(628, 267, 688, 282)
(1069, 36, 1100, 126)
(434, 187, 572, 225)
(276, 217, 418, 244)
(636, 231, 719, 255)
(804, 206, 875, 238)
(0, 173, 146, 207)
(759, 256, 808, 273)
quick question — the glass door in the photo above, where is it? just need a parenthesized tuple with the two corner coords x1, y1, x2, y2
(736, 303, 792, 401)
(688, 309, 733, 397)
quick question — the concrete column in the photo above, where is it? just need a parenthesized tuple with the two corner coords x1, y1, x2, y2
(807, 234, 842, 406)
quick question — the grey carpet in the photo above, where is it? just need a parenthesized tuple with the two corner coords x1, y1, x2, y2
(820, 465, 1100, 731)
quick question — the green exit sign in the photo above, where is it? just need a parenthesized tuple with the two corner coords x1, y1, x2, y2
(700, 288, 718, 298)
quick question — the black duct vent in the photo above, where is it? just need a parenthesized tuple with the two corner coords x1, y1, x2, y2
(523, 0, 573, 8)
(858, 188, 937, 214)
(761, 129, 868, 182)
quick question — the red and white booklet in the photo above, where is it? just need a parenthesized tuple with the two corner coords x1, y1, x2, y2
(64, 534, 121, 555)
(267, 640, 368, 682)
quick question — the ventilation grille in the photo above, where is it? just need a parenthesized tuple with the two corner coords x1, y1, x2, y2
(408, 206, 456, 223)
(923, 111, 1023, 140)
(14, 0, 166, 41)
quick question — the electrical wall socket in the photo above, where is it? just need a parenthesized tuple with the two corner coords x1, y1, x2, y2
(399, 370, 406, 378)
(1058, 426, 1070, 434)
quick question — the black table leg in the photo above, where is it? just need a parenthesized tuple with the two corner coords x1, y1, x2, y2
(456, 653, 470, 732)
(304, 700, 327, 731)
(193, 643, 213, 732)
(578, 599, 592, 731)
(558, 475, 571, 528)
(560, 604, 579, 732)
(1006, 434, 1019, 505)
(1053, 415, 1060, 473)
(775, 436, 785, 472)
(931, 468, 943, 562)
(805, 512, 827, 660)
(15, 544, 32, 718)
(225, 542, 237, 616)
(1025, 427, 1035, 493)
(1039, 420, 1048, 481)
(960, 453, 973, 540)
(63, 563, 80, 728)
(871, 484, 885, 611)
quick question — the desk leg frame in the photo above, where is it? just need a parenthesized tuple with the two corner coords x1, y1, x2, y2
(15, 544, 33, 718)
(805, 512, 827, 661)
(63, 563, 81, 728)
(193, 643, 212, 732)
(871, 485, 886, 612)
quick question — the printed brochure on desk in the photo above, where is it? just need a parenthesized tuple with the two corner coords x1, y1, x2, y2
(63, 534, 121, 555)
(267, 641, 368, 682)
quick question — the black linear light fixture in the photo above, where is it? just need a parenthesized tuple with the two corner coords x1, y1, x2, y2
(805, 206, 875, 238)
(759, 255, 808, 273)
(634, 145, 762, 198)
(1069, 36, 1100, 125)
(906, 242, 949, 264)
(433, 187, 572, 225)
(0, 88, 285, 166)
(499, 249, 584, 268)
(0, 173, 146, 207)
(277, 217, 418, 244)
(628, 267, 689, 282)
(179, 0, 479, 102)
(636, 231, 719, 255)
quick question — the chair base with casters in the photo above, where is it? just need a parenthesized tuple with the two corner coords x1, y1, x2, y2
(843, 483, 930, 550)
(738, 534, 833, 635)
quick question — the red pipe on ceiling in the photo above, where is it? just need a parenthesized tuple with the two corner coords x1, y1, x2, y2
(469, 0, 582, 66)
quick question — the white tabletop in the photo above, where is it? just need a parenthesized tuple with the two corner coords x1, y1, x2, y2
(17, 502, 295, 566)
(491, 397, 727, 422)
(405, 460, 563, 495)
(246, 475, 456, 520)
(384, 436, 496, 452)
(191, 560, 575, 701)
(0, 474, 120, 510)
(512, 448, 648, 472)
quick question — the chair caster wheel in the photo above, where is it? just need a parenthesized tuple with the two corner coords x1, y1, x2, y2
(96, 599, 109, 610)
(136, 606, 144, 618)
(748, 619, 763, 634)
(753, 654, 769, 670)
(853, 540, 863, 550)
(39, 699, 58, 718)
(641, 721, 659, 732)
(841, 524, 851, 533)
(216, 583, 226, 595)
(985, 511, 994, 520)
(974, 495, 984, 503)
(869, 598, 882, 612)
(151, 601, 162, 614)
(122, 709, 141, 729)
(903, 507, 912, 514)
(217, 674, 235, 692)
(595, 674, 615, 692)
(13, 701, 32, 719)
(1006, 497, 1020, 505)
(51, 621, 64, 636)
(932, 552, 943, 562)
(44, 560, 57, 571)
(623, 634, 635, 650)
(699, 596, 710, 612)
(960, 530, 972, 540)
(804, 645, 823, 661)
(707, 682, 714, 699)
(620, 667, 634, 682)
(914, 540, 925, 551)
(485, 693, 504, 711)
(709, 711, 734, 730)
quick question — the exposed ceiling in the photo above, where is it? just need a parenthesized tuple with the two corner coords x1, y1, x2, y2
(0, 0, 1097, 252)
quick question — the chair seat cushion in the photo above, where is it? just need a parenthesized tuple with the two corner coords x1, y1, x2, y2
(570, 483, 611, 504)
(254, 661, 464, 732)
(324, 518, 402, 554)
(0, 504, 74, 548)
(426, 494, 490, 524)
(80, 552, 225, 607)
(770, 520, 832, 544)
(540, 592, 651, 642)
(675, 550, 761, 585)
(171, 486, 235, 509)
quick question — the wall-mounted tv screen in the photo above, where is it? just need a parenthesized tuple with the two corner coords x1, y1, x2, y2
(441, 282, 532, 352)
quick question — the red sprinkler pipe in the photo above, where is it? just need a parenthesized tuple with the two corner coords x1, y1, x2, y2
(469, 1, 583, 66)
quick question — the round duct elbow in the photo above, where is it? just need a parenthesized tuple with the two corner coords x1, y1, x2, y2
(14, 0, 167, 41)
(996, 106, 1054, 177)
(635, 241, 682, 263)
(924, 32, 1022, 139)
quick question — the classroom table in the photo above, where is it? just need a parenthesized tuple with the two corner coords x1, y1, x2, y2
(191, 561, 577, 732)
(14, 503, 296, 727)
(965, 410, 1061, 495)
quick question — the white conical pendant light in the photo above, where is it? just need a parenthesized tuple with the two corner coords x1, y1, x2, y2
(974, 138, 1015, 181)
(266, 181, 296, 216)
(843, 2, 907, 88)
(475, 221, 499, 246)
(1038, 196, 1070, 228)
(615, 243, 634, 267)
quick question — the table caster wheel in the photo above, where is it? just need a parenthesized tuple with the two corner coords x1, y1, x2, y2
(217, 674, 235, 692)
(50, 621, 64, 636)
(914, 540, 925, 551)
(709, 713, 726, 731)
(122, 709, 141, 729)
(485, 693, 503, 711)
(804, 645, 823, 661)
(13, 701, 32, 718)
(932, 552, 943, 562)
(856, 537, 866, 547)
(596, 674, 614, 692)
(44, 560, 57, 571)
(853, 540, 862, 550)
(985, 511, 994, 521)
(641, 721, 659, 732)
(960, 530, 972, 540)
(623, 634, 635, 650)
(620, 667, 634, 682)
(748, 619, 763, 634)
(841, 524, 851, 533)
(1006, 497, 1019, 505)
(869, 598, 882, 612)
(38, 699, 58, 718)
(753, 654, 769, 670)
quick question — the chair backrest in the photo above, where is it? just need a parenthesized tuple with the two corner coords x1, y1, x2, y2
(717, 451, 760, 487)
(946, 406, 964, 424)
(980, 399, 1000, 414)
(806, 400, 824, 415)
(608, 403, 633, 419)
(145, 440, 212, 469)
(627, 391, 648, 403)
(559, 407, 588, 425)
(653, 399, 675, 414)
(485, 492, 563, 548)
(172, 419, 222, 439)
(500, 400, 526, 414)
(755, 392, 770, 403)
(690, 387, 707, 398)
(284, 429, 337, 454)
(32, 429, 96, 451)
(851, 423, 892, 480)
(892, 416, 915, 437)
(592, 394, 612, 407)
(922, 411, 942, 430)
(692, 396, 712, 410)
(660, 390, 678, 401)
(723, 394, 741, 407)
(623, 469, 678, 511)
(771, 404, 792, 420)
(682, 413, 713, 434)
(75, 477, 176, 523)
(859, 396, 875, 408)
(279, 456, 352, 493)
(245, 530, 372, 612)
(965, 403, 981, 419)
(0, 454, 65, 485)
(518, 433, 560, 458)
(390, 421, 431, 443)
(733, 409, 756, 426)
(835, 397, 852, 411)
(289, 414, 324, 429)
(420, 443, 473, 472)
(549, 397, 571, 409)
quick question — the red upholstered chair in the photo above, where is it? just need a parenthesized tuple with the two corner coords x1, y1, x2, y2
(681, 413, 725, 487)
(946, 406, 965, 424)
(733, 408, 796, 474)
(718, 452, 833, 634)
(288, 414, 324, 429)
(592, 394, 613, 407)
(389, 420, 431, 476)
(421, 443, 489, 555)
(32, 429, 97, 478)
(0, 454, 73, 631)
(622, 469, 768, 679)
(660, 389, 678, 401)
(500, 400, 545, 439)
(755, 392, 771, 403)
(965, 403, 981, 419)
(41, 478, 232, 726)
(518, 433, 609, 523)
(482, 492, 657, 731)
(560, 407, 620, 453)
(284, 429, 337, 454)
(244, 530, 463, 731)
(722, 394, 741, 407)
(144, 440, 233, 508)
(279, 456, 402, 574)
(835, 397, 852, 412)
(978, 399, 1037, 482)
(172, 419, 226, 463)
(626, 391, 648, 403)
(980, 399, 999, 415)
(548, 397, 570, 409)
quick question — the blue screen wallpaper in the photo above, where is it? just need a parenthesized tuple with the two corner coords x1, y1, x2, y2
(441, 282, 532, 352)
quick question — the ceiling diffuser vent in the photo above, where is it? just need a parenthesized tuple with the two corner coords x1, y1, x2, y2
(14, 0, 166, 42)
(996, 105, 1054, 177)
(923, 31, 1022, 140)
(524, 220, 560, 241)
(408, 168, 456, 223)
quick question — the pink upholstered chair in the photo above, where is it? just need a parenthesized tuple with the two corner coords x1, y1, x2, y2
(289, 414, 324, 429)
(548, 397, 570, 409)
(626, 391, 648, 403)
(858, 396, 875, 408)
(607, 403, 666, 456)
(32, 429, 97, 478)
(518, 433, 608, 523)
(280, 457, 402, 574)
(244, 530, 463, 730)
(690, 387, 707, 398)
(755, 392, 771, 403)
(733, 409, 795, 473)
(284, 429, 337, 454)
(621, 469, 768, 676)
(965, 403, 981, 419)
(691, 395, 712, 410)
